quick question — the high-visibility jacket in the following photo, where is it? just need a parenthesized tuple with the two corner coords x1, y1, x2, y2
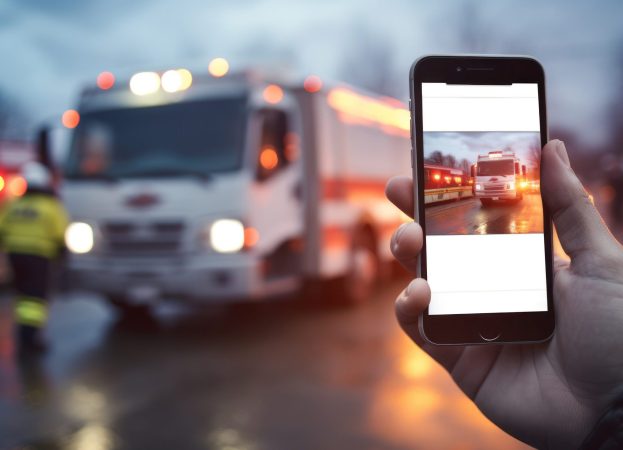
(0, 192, 69, 259)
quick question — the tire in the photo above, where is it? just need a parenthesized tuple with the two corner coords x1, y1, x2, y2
(329, 228, 379, 306)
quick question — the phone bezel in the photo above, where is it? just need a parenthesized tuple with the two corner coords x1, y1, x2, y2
(409, 55, 555, 345)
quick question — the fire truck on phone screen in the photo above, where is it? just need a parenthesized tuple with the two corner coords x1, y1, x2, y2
(45, 65, 412, 311)
(472, 150, 527, 206)
(423, 164, 472, 205)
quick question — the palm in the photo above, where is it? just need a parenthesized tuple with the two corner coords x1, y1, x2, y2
(386, 141, 623, 450)
(454, 262, 623, 448)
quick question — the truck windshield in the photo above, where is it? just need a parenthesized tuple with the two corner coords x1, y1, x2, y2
(64, 96, 247, 179)
(477, 160, 514, 176)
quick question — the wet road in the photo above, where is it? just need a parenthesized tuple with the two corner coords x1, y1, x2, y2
(426, 193, 544, 235)
(0, 281, 530, 450)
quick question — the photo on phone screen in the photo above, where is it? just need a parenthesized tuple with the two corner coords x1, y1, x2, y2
(421, 83, 547, 315)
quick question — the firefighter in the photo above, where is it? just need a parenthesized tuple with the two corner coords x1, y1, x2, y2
(0, 162, 68, 353)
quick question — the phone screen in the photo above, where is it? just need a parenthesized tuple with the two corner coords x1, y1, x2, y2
(421, 83, 547, 315)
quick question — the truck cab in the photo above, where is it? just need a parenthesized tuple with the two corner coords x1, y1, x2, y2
(472, 150, 526, 206)
(55, 68, 410, 310)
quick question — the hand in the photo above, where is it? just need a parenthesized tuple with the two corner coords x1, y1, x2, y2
(385, 140, 623, 450)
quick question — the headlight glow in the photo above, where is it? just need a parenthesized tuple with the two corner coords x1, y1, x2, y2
(65, 222, 94, 254)
(210, 219, 245, 253)
(475, 184, 482, 191)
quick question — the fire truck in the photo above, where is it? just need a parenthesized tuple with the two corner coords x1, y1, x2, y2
(423, 164, 472, 205)
(472, 150, 527, 206)
(42, 66, 411, 311)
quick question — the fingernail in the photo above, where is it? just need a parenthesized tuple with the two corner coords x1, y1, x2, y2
(392, 222, 409, 253)
(405, 278, 416, 296)
(555, 140, 571, 168)
(397, 280, 421, 318)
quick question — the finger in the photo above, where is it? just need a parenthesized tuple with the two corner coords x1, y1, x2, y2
(395, 278, 464, 372)
(386, 176, 414, 218)
(390, 222, 423, 273)
(553, 255, 570, 273)
(541, 140, 616, 259)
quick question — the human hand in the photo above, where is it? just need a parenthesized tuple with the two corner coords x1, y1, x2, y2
(385, 140, 623, 449)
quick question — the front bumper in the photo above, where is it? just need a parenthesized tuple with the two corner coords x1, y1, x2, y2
(475, 189, 518, 200)
(66, 253, 300, 303)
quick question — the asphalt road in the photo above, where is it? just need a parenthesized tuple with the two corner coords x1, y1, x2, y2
(426, 193, 544, 235)
(0, 281, 530, 450)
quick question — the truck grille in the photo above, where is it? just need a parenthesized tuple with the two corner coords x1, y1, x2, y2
(102, 220, 185, 256)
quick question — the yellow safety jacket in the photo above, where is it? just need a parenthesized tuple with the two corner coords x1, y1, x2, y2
(0, 192, 69, 259)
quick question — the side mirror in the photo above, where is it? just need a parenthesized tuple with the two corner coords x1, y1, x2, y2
(514, 162, 520, 174)
(522, 165, 527, 176)
(470, 164, 476, 177)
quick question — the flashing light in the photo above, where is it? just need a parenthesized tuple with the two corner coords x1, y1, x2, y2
(433, 173, 441, 181)
(208, 58, 229, 77)
(96, 71, 115, 90)
(454, 176, 462, 183)
(244, 227, 260, 248)
(475, 184, 482, 191)
(0, 175, 4, 192)
(488, 152, 502, 158)
(520, 181, 528, 189)
(8, 175, 27, 196)
(303, 75, 323, 93)
(260, 147, 279, 170)
(210, 219, 244, 253)
(65, 222, 94, 254)
(444, 176, 451, 183)
(162, 70, 182, 93)
(130, 71, 160, 96)
(178, 69, 193, 90)
(62, 109, 80, 129)
(327, 88, 409, 135)
(263, 84, 284, 104)
(161, 68, 193, 93)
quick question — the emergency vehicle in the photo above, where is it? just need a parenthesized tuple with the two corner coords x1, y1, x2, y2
(423, 164, 472, 205)
(49, 65, 411, 310)
(472, 150, 527, 206)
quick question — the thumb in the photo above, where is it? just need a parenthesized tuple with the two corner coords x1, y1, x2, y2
(541, 140, 616, 260)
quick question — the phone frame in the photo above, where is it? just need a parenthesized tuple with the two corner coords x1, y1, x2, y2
(409, 55, 555, 345)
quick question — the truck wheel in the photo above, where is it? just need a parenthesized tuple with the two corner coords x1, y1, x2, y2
(330, 229, 379, 305)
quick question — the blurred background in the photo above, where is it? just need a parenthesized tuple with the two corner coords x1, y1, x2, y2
(1, 1, 623, 449)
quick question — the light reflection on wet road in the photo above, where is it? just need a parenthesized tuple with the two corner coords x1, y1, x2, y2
(426, 193, 544, 235)
(0, 281, 530, 450)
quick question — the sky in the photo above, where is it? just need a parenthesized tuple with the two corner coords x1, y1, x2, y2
(424, 132, 541, 169)
(1, 0, 622, 148)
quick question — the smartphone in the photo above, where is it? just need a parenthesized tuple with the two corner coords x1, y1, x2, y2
(409, 55, 554, 345)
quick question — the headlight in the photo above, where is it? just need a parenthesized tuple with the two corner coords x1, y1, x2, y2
(475, 184, 482, 191)
(65, 222, 94, 254)
(506, 182, 515, 190)
(210, 219, 245, 253)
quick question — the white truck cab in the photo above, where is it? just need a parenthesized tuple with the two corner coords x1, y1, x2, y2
(473, 150, 527, 206)
(56, 68, 410, 310)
